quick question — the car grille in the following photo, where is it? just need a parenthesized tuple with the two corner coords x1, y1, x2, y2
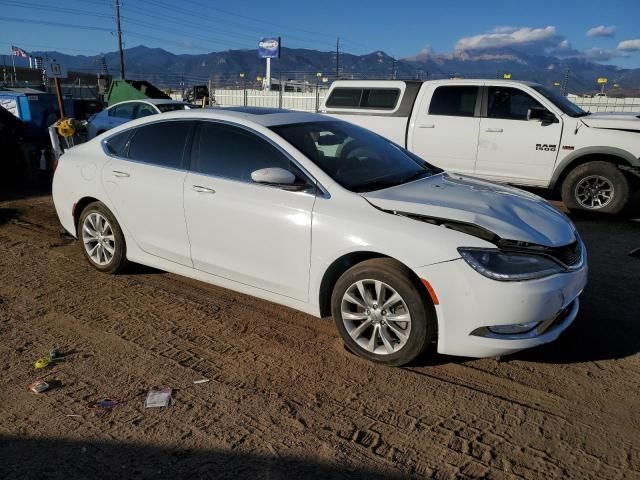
(545, 241, 582, 268)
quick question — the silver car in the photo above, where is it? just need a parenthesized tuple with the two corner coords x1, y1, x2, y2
(87, 99, 192, 138)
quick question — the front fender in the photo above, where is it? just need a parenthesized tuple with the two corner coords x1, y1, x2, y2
(550, 145, 640, 189)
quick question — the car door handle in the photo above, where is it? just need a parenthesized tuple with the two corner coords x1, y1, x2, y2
(418, 124, 435, 128)
(111, 170, 130, 178)
(192, 185, 216, 194)
(485, 128, 503, 133)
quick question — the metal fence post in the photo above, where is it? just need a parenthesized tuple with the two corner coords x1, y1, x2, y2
(279, 74, 283, 109)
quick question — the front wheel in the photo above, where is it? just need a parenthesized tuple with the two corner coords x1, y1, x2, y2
(561, 161, 630, 214)
(331, 258, 436, 366)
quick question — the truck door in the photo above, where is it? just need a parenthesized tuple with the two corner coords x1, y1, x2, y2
(409, 85, 481, 175)
(475, 86, 562, 185)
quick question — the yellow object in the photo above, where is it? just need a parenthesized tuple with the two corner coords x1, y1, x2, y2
(503, 73, 512, 79)
(34, 356, 51, 369)
(56, 118, 75, 138)
(597, 77, 608, 85)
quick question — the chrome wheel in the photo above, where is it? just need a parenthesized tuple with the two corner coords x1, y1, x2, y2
(341, 279, 411, 355)
(82, 212, 115, 266)
(575, 175, 614, 209)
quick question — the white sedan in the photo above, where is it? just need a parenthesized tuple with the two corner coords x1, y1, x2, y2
(86, 99, 192, 139)
(52, 107, 587, 365)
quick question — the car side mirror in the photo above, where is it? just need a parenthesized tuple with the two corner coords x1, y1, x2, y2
(527, 107, 557, 124)
(251, 167, 296, 185)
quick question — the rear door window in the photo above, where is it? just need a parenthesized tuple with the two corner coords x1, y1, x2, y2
(428, 86, 478, 117)
(110, 103, 137, 119)
(104, 130, 131, 156)
(135, 103, 157, 118)
(126, 121, 192, 169)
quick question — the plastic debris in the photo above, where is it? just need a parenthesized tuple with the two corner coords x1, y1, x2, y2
(34, 356, 52, 369)
(28, 379, 50, 393)
(144, 387, 172, 408)
(88, 398, 121, 410)
(193, 379, 210, 384)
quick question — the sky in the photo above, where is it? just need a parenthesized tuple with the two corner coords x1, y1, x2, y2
(0, 0, 639, 68)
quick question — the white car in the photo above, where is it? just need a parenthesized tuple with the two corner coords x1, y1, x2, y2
(52, 108, 588, 365)
(86, 99, 192, 139)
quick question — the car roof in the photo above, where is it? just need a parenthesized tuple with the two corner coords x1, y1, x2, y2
(143, 107, 332, 127)
(109, 99, 187, 107)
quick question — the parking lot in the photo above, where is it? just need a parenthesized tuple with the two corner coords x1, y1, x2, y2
(0, 192, 639, 479)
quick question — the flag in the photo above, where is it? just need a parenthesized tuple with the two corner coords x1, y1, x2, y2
(11, 46, 29, 58)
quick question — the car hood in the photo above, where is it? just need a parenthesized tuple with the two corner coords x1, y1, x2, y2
(581, 112, 640, 131)
(362, 173, 576, 247)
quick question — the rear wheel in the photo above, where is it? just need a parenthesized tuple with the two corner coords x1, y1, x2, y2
(78, 202, 128, 274)
(331, 258, 436, 366)
(561, 161, 630, 214)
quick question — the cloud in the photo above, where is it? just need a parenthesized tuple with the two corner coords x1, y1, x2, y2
(454, 26, 561, 53)
(580, 47, 626, 62)
(617, 39, 640, 51)
(586, 25, 616, 38)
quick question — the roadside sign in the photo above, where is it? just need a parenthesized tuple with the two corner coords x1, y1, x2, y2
(259, 37, 281, 59)
(597, 77, 608, 85)
(45, 60, 68, 79)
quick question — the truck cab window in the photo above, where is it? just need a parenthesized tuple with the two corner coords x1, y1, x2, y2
(487, 87, 543, 121)
(428, 86, 478, 117)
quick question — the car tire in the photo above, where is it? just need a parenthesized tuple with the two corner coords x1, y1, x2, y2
(331, 258, 436, 366)
(561, 161, 630, 214)
(78, 202, 128, 274)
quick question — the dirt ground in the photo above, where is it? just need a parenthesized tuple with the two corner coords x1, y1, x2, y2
(0, 192, 638, 480)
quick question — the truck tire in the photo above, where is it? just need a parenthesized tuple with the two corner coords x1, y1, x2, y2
(561, 161, 630, 214)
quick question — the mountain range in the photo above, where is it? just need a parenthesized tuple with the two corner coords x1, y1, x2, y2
(28, 45, 640, 94)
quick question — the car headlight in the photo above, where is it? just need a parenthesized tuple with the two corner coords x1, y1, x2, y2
(457, 247, 564, 281)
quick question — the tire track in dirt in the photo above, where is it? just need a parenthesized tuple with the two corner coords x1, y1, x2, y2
(1, 196, 639, 479)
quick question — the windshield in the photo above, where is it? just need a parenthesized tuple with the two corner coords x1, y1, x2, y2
(156, 103, 189, 113)
(271, 121, 440, 193)
(532, 86, 588, 117)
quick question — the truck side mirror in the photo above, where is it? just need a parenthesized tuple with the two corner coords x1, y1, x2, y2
(527, 107, 557, 124)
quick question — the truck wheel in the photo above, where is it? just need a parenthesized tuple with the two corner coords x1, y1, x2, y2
(331, 258, 436, 366)
(561, 161, 630, 214)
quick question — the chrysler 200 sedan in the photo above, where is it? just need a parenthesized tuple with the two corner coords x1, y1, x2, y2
(52, 107, 587, 366)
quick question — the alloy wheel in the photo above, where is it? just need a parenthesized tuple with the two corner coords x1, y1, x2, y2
(341, 279, 412, 355)
(575, 175, 614, 209)
(82, 212, 116, 266)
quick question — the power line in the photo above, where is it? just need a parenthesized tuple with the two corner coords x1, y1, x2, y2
(0, 15, 112, 32)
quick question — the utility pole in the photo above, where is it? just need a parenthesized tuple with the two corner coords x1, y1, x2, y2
(115, 0, 125, 79)
(335, 37, 340, 79)
(562, 68, 570, 96)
